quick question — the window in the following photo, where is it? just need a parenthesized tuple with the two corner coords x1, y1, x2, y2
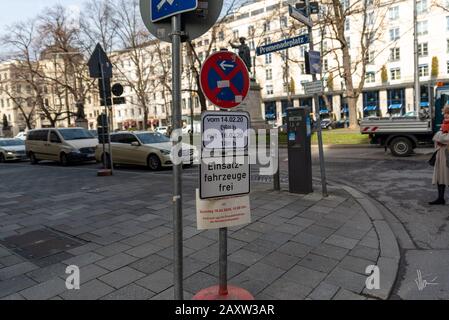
(265, 53, 272, 64)
(390, 48, 400, 61)
(266, 85, 274, 95)
(345, 19, 350, 31)
(418, 43, 428, 57)
(264, 37, 271, 45)
(248, 25, 255, 36)
(390, 68, 401, 80)
(266, 69, 272, 80)
(366, 72, 375, 83)
(447, 61, 449, 74)
(389, 28, 400, 41)
(218, 31, 224, 41)
(263, 22, 270, 32)
(280, 16, 288, 28)
(417, 0, 428, 14)
(419, 64, 429, 77)
(447, 40, 449, 53)
(366, 50, 375, 64)
(50, 131, 61, 143)
(342, 0, 350, 10)
(447, 17, 449, 31)
(233, 30, 239, 39)
(368, 12, 375, 25)
(417, 21, 428, 35)
(389, 6, 399, 20)
(323, 59, 329, 72)
(299, 46, 306, 58)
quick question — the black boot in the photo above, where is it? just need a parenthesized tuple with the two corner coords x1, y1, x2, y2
(429, 184, 446, 205)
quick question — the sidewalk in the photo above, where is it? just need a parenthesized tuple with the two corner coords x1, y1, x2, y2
(0, 164, 399, 300)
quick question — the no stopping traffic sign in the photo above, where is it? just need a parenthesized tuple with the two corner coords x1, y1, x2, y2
(200, 51, 250, 109)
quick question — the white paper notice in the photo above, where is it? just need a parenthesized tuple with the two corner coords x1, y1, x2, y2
(196, 189, 251, 230)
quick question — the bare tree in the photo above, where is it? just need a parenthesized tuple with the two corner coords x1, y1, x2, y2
(316, 0, 389, 128)
(0, 19, 67, 127)
(113, 0, 155, 130)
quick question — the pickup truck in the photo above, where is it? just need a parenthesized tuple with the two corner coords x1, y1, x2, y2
(360, 85, 448, 156)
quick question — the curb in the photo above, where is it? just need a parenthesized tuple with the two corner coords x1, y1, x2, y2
(341, 185, 401, 300)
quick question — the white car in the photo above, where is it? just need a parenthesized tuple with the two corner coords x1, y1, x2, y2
(155, 126, 168, 135)
(0, 139, 28, 162)
(15, 131, 27, 140)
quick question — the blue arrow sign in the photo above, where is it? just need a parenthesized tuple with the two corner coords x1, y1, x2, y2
(151, 0, 198, 22)
(256, 34, 309, 56)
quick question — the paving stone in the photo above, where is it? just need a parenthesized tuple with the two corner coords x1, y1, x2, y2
(60, 279, 114, 300)
(308, 282, 340, 300)
(101, 283, 155, 300)
(261, 277, 313, 300)
(273, 223, 306, 235)
(0, 255, 24, 267)
(151, 287, 193, 300)
(229, 229, 262, 242)
(184, 271, 225, 294)
(349, 245, 380, 262)
(292, 232, 325, 248)
(129, 254, 171, 274)
(62, 252, 104, 268)
(283, 265, 326, 288)
(312, 243, 350, 261)
(1, 293, 25, 300)
(20, 278, 67, 300)
(229, 249, 264, 266)
(242, 239, 280, 256)
(202, 260, 247, 279)
(303, 225, 336, 238)
(184, 235, 216, 251)
(338, 255, 376, 275)
(125, 242, 163, 258)
(26, 263, 66, 283)
(246, 221, 276, 233)
(0, 275, 37, 298)
(136, 269, 174, 293)
(332, 288, 367, 300)
(324, 234, 359, 250)
(278, 241, 312, 258)
(158, 246, 197, 260)
(145, 226, 172, 238)
(120, 234, 154, 247)
(335, 226, 369, 240)
(288, 217, 315, 228)
(95, 253, 138, 271)
(0, 262, 38, 280)
(325, 267, 367, 294)
(66, 243, 101, 256)
(235, 262, 285, 284)
(79, 264, 110, 284)
(99, 266, 145, 289)
(94, 243, 132, 257)
(298, 253, 339, 273)
(259, 251, 299, 271)
(258, 231, 293, 246)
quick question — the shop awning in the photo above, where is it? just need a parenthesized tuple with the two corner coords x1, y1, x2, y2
(420, 102, 429, 107)
(364, 105, 378, 111)
(388, 104, 402, 110)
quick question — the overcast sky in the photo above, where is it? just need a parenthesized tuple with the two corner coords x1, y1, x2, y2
(0, 0, 84, 31)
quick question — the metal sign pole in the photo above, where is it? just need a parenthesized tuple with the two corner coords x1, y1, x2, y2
(99, 61, 113, 173)
(305, 0, 327, 197)
(171, 13, 183, 301)
(218, 227, 228, 295)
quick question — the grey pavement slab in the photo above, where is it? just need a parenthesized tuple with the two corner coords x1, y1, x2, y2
(0, 275, 37, 298)
(0, 262, 38, 281)
(325, 267, 367, 294)
(95, 253, 138, 271)
(283, 265, 327, 288)
(99, 266, 145, 289)
(312, 243, 350, 261)
(308, 282, 340, 300)
(324, 234, 359, 250)
(229, 249, 264, 266)
(136, 269, 174, 294)
(259, 251, 299, 271)
(332, 288, 367, 300)
(60, 279, 114, 300)
(62, 252, 104, 268)
(19, 277, 67, 300)
(261, 277, 313, 300)
(101, 284, 155, 300)
(298, 253, 339, 273)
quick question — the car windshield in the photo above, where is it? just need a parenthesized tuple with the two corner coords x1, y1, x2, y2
(58, 129, 94, 140)
(136, 132, 170, 144)
(0, 139, 25, 147)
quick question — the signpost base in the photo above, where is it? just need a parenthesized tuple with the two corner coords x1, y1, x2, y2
(192, 285, 254, 300)
(97, 169, 112, 177)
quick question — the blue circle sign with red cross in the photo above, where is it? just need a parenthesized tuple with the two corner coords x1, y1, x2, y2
(200, 51, 250, 109)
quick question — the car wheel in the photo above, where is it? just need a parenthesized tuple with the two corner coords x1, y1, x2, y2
(147, 154, 161, 171)
(29, 152, 39, 165)
(60, 153, 70, 166)
(0, 153, 5, 163)
(390, 137, 413, 157)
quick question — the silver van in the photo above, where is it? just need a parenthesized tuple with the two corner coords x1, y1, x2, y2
(26, 128, 97, 165)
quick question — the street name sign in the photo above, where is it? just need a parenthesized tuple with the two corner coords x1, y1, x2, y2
(200, 51, 250, 109)
(201, 111, 250, 151)
(256, 34, 309, 56)
(140, 0, 223, 42)
(151, 0, 198, 22)
(303, 80, 323, 95)
(289, 5, 313, 28)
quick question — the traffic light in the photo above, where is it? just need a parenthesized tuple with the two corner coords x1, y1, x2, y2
(99, 78, 112, 107)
